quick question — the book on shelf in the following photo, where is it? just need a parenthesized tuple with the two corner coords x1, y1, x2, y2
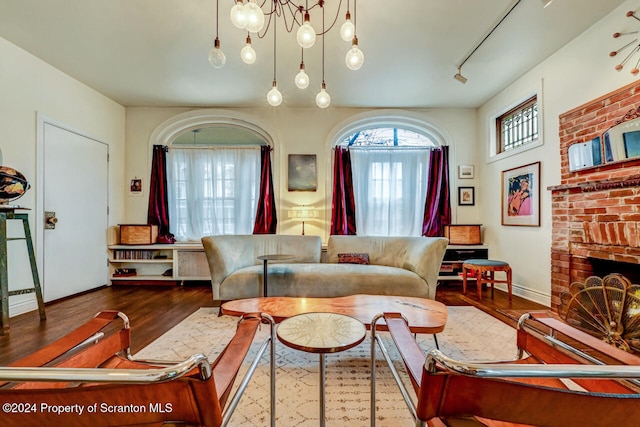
(113, 250, 156, 260)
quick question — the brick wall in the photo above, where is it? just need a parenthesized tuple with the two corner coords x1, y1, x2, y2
(550, 80, 640, 310)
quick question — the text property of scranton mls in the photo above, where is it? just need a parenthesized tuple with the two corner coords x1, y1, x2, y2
(2, 402, 173, 415)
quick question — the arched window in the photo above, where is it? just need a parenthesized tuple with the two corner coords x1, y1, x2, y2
(150, 110, 276, 241)
(331, 116, 448, 237)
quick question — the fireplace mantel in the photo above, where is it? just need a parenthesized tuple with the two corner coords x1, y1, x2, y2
(548, 173, 640, 193)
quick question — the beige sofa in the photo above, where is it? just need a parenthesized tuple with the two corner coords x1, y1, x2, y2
(201, 234, 448, 302)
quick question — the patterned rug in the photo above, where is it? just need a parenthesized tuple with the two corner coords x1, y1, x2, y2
(135, 306, 517, 427)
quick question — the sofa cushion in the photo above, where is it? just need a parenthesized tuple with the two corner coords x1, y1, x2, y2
(219, 263, 430, 300)
(202, 234, 322, 300)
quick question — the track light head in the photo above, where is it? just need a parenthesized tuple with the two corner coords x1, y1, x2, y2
(454, 67, 467, 84)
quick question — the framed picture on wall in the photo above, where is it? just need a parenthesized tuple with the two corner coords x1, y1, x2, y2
(501, 161, 540, 226)
(288, 154, 317, 191)
(458, 187, 475, 206)
(458, 165, 474, 179)
(129, 178, 142, 195)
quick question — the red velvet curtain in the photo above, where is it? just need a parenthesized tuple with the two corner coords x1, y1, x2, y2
(422, 145, 451, 237)
(147, 145, 175, 243)
(330, 147, 357, 235)
(253, 145, 277, 234)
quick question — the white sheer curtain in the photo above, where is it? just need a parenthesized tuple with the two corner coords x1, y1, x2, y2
(350, 148, 430, 236)
(167, 147, 260, 241)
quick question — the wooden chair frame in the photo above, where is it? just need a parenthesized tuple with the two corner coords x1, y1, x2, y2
(0, 310, 276, 427)
(370, 311, 640, 427)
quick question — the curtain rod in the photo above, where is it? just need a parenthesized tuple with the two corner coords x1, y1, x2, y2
(339, 146, 435, 150)
(168, 145, 264, 150)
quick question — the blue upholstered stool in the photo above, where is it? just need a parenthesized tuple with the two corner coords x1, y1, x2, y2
(462, 259, 512, 302)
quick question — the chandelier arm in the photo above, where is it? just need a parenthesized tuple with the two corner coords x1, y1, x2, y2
(278, 2, 301, 34)
(316, 0, 344, 36)
(321, 0, 325, 82)
(215, 0, 220, 37)
(273, 5, 277, 81)
(256, 10, 275, 39)
(282, 1, 304, 28)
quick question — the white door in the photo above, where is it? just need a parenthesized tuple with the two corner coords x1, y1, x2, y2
(41, 121, 109, 302)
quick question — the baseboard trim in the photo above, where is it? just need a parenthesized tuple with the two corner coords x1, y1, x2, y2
(494, 283, 551, 307)
(9, 298, 38, 317)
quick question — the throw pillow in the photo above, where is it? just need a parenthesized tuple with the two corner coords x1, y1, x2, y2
(338, 253, 370, 265)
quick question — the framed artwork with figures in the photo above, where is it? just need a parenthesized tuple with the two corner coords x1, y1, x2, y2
(501, 162, 540, 226)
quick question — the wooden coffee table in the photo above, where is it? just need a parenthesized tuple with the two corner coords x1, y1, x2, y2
(221, 294, 447, 334)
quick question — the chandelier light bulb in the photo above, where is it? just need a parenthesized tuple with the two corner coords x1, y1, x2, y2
(345, 37, 364, 70)
(340, 12, 355, 42)
(267, 81, 283, 106)
(241, 36, 256, 64)
(315, 83, 331, 108)
(208, 37, 226, 69)
(295, 64, 310, 89)
(230, 1, 247, 29)
(243, 0, 265, 33)
(296, 13, 316, 49)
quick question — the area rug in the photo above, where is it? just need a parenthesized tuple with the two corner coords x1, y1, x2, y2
(135, 306, 517, 427)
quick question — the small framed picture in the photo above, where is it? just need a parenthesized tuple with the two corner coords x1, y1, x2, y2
(458, 165, 474, 179)
(458, 186, 475, 206)
(130, 178, 142, 195)
(501, 161, 540, 226)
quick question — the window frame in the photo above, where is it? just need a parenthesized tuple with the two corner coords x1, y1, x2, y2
(149, 109, 276, 241)
(495, 95, 538, 154)
(487, 84, 543, 163)
(328, 111, 446, 237)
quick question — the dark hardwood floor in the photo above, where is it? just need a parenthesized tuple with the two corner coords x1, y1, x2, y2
(0, 281, 547, 366)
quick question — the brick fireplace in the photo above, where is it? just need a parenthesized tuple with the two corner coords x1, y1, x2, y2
(550, 81, 640, 310)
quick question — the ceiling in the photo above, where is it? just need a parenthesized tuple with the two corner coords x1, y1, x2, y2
(0, 0, 626, 109)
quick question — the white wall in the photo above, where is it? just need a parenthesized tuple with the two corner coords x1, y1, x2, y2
(476, 0, 636, 306)
(125, 107, 477, 243)
(0, 37, 125, 316)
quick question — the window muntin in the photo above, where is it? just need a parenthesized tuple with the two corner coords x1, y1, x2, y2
(340, 127, 437, 147)
(350, 148, 429, 236)
(496, 96, 538, 153)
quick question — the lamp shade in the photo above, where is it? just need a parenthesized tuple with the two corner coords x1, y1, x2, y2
(288, 207, 319, 220)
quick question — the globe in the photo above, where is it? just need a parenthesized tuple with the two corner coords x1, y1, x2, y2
(0, 166, 30, 204)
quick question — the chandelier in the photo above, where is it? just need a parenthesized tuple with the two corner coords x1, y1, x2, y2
(208, 0, 364, 108)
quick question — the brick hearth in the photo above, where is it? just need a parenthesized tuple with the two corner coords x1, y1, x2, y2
(549, 81, 640, 310)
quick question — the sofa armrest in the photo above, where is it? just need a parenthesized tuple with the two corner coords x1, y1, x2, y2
(202, 236, 253, 300)
(402, 237, 448, 299)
